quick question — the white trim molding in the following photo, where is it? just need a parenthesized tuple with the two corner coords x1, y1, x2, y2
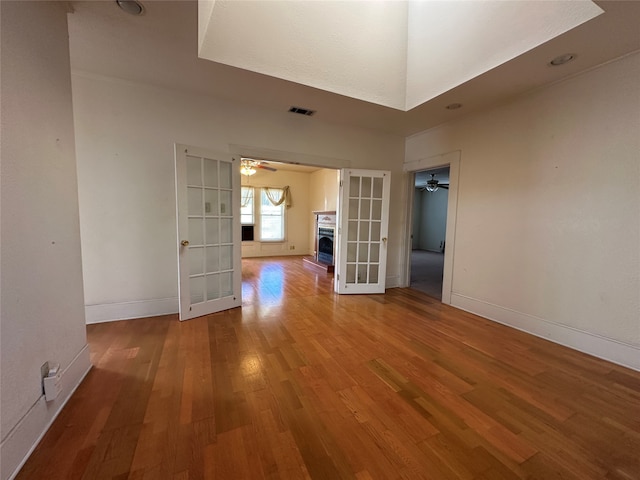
(85, 297, 178, 324)
(451, 293, 640, 372)
(1, 345, 92, 480)
(403, 150, 461, 305)
(385, 275, 401, 289)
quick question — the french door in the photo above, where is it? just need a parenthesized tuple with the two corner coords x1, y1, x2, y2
(336, 169, 391, 294)
(175, 145, 241, 320)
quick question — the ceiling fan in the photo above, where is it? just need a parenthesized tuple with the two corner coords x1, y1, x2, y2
(240, 157, 278, 176)
(420, 173, 449, 192)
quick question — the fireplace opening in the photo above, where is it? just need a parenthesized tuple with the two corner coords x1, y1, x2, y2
(318, 227, 335, 265)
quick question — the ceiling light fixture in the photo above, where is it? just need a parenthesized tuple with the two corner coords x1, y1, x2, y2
(116, 0, 145, 16)
(425, 174, 439, 192)
(240, 159, 257, 176)
(446, 103, 462, 110)
(549, 53, 576, 66)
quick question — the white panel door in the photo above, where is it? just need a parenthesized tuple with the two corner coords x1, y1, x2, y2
(175, 145, 242, 320)
(336, 169, 391, 294)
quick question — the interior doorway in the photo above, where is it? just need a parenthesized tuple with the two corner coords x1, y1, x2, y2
(410, 166, 449, 299)
(238, 158, 339, 262)
(237, 155, 341, 300)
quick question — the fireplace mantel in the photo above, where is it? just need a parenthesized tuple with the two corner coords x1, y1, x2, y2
(313, 211, 336, 224)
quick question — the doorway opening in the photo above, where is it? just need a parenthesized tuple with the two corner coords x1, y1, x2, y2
(239, 162, 392, 301)
(410, 166, 450, 299)
(238, 158, 340, 303)
(239, 159, 339, 262)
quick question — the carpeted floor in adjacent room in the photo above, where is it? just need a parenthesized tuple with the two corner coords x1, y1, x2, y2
(410, 249, 444, 300)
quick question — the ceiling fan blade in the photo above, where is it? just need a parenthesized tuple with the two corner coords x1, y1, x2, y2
(440, 185, 449, 189)
(257, 165, 277, 172)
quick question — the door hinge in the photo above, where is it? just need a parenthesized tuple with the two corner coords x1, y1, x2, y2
(340, 180, 343, 187)
(337, 274, 339, 280)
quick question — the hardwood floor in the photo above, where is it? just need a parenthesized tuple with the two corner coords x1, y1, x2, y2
(17, 256, 640, 479)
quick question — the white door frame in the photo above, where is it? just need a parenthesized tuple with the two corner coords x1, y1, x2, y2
(228, 142, 349, 271)
(403, 150, 460, 304)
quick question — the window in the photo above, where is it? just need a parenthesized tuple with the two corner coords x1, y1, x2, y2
(260, 189, 285, 241)
(240, 187, 254, 225)
(241, 186, 286, 241)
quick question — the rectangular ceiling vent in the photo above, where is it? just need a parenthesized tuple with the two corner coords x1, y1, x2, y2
(288, 106, 316, 116)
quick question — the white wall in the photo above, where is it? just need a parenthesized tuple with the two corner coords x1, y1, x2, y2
(414, 188, 448, 252)
(0, 3, 91, 479)
(411, 191, 421, 250)
(72, 72, 405, 323)
(405, 53, 640, 370)
(309, 168, 339, 212)
(241, 169, 311, 257)
(308, 169, 339, 254)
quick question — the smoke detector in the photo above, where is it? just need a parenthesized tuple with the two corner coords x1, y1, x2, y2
(116, 0, 144, 16)
(549, 53, 576, 66)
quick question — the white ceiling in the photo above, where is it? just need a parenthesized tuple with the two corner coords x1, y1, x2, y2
(199, 1, 602, 111)
(67, 1, 640, 136)
(200, 0, 409, 110)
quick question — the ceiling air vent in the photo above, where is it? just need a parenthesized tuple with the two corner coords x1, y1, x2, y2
(288, 106, 316, 116)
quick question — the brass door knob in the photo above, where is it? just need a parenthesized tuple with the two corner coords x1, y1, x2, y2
(181, 240, 190, 246)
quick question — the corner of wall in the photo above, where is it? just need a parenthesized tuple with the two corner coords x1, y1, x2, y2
(0, 347, 92, 480)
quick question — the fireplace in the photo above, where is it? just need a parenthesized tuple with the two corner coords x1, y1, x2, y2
(317, 227, 335, 265)
(314, 211, 336, 268)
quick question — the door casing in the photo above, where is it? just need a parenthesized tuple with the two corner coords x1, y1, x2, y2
(402, 150, 461, 304)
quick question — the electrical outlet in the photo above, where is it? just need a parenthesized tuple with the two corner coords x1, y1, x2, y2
(41, 363, 61, 401)
(289, 245, 295, 250)
(44, 370, 62, 402)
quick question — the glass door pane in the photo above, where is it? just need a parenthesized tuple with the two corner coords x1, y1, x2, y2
(345, 176, 381, 285)
(187, 156, 235, 305)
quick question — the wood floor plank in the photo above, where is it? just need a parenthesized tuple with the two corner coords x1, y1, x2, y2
(15, 256, 640, 479)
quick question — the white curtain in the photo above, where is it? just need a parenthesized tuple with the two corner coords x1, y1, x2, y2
(264, 186, 292, 207)
(241, 186, 253, 207)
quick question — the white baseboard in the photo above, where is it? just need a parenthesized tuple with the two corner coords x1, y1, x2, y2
(385, 275, 401, 289)
(450, 293, 640, 372)
(85, 297, 178, 324)
(1, 345, 92, 480)
(241, 250, 310, 258)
